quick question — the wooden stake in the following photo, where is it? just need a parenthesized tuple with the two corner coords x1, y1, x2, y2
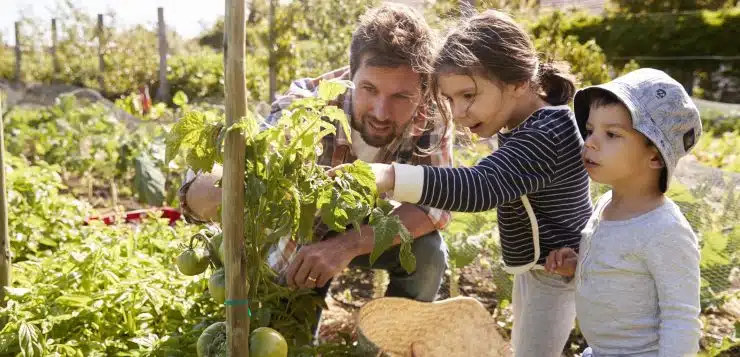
(109, 178, 119, 212)
(51, 19, 60, 78)
(223, 0, 249, 355)
(97, 14, 105, 92)
(14, 22, 21, 84)
(268, 0, 277, 104)
(156, 7, 170, 102)
(0, 99, 11, 307)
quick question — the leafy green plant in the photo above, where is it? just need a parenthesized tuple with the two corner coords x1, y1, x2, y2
(165, 79, 412, 354)
(5, 155, 92, 262)
(0, 218, 222, 357)
(4, 96, 127, 184)
(0, 1, 195, 99)
(3, 95, 195, 207)
(114, 90, 170, 121)
(440, 141, 514, 303)
(694, 130, 740, 173)
(530, 8, 740, 94)
(701, 109, 740, 135)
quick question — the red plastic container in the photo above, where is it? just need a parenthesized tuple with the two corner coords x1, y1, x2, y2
(85, 207, 182, 226)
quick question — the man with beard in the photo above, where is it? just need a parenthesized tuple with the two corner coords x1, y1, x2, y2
(178, 3, 452, 311)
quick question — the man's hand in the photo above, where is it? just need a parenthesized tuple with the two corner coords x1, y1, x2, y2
(328, 163, 396, 194)
(284, 234, 359, 289)
(545, 247, 578, 278)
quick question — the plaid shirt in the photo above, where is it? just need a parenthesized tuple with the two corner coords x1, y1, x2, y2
(180, 67, 453, 276)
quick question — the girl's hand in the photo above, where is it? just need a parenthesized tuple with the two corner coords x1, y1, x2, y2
(369, 163, 395, 194)
(545, 247, 578, 277)
(327, 163, 395, 194)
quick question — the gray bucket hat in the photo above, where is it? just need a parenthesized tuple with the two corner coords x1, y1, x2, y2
(573, 68, 703, 192)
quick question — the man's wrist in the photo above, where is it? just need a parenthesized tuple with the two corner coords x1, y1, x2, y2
(334, 225, 374, 257)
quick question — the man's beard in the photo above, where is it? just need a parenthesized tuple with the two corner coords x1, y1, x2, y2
(350, 114, 399, 148)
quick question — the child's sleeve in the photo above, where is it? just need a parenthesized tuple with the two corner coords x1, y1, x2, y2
(392, 128, 558, 212)
(644, 222, 702, 357)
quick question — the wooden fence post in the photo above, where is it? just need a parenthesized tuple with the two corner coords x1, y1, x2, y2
(156, 7, 170, 101)
(52, 19, 60, 79)
(268, 0, 277, 104)
(97, 14, 105, 92)
(14, 22, 21, 84)
(224, 0, 249, 355)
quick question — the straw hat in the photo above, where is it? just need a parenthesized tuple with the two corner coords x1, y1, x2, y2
(356, 296, 510, 357)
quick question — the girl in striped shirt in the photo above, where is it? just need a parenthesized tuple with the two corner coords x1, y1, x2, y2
(348, 10, 594, 357)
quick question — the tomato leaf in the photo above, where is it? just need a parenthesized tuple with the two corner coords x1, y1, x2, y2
(172, 91, 189, 107)
(399, 237, 416, 274)
(368, 209, 400, 266)
(446, 235, 482, 270)
(133, 154, 166, 206)
(317, 79, 352, 101)
(323, 105, 351, 141)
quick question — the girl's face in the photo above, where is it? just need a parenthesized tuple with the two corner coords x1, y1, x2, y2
(437, 72, 518, 138)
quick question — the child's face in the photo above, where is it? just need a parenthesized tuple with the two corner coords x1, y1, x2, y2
(437, 73, 517, 138)
(582, 104, 663, 189)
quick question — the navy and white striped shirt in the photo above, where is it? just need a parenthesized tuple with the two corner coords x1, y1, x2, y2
(394, 106, 593, 269)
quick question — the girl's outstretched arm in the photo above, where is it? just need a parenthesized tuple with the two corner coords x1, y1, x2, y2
(375, 128, 561, 213)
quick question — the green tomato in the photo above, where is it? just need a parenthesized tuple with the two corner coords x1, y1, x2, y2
(196, 321, 226, 357)
(208, 268, 226, 304)
(176, 248, 209, 276)
(209, 233, 223, 255)
(250, 327, 288, 357)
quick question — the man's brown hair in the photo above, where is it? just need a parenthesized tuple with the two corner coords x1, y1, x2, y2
(349, 3, 436, 97)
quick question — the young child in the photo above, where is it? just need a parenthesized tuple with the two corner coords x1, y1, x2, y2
(356, 10, 594, 357)
(545, 68, 703, 357)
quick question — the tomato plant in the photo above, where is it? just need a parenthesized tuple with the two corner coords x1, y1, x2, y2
(0, 217, 224, 356)
(166, 79, 413, 354)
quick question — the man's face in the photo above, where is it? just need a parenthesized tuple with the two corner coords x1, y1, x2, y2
(351, 57, 423, 147)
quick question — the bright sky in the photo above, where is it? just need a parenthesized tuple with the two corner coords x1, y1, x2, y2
(1, 0, 228, 44)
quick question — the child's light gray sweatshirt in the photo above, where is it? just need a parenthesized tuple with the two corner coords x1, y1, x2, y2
(575, 191, 702, 357)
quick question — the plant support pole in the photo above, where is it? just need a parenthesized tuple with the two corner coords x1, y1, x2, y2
(268, 0, 277, 104)
(97, 14, 105, 92)
(14, 22, 21, 84)
(157, 7, 170, 102)
(51, 19, 60, 79)
(0, 99, 11, 307)
(223, 0, 249, 356)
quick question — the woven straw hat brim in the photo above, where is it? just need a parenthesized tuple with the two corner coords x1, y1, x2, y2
(356, 296, 509, 357)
